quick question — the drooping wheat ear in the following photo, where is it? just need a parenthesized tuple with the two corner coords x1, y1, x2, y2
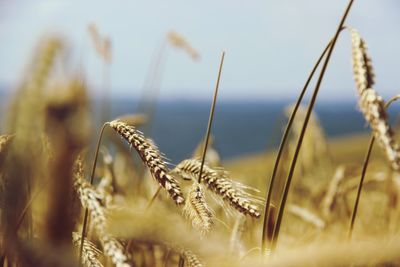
(87, 23, 112, 64)
(73, 159, 131, 267)
(183, 182, 213, 235)
(167, 31, 200, 60)
(109, 120, 184, 204)
(350, 28, 400, 170)
(172, 159, 261, 218)
(72, 232, 104, 267)
(181, 249, 203, 267)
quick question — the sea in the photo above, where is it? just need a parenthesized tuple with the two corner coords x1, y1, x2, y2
(2, 91, 399, 163)
(107, 98, 400, 163)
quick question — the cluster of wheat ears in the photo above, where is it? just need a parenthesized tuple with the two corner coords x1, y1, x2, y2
(1, 1, 400, 266)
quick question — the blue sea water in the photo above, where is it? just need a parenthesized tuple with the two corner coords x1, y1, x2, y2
(108, 99, 400, 163)
(2, 89, 399, 164)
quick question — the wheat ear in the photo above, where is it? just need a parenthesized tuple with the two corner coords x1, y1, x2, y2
(0, 135, 13, 151)
(183, 182, 213, 235)
(172, 159, 261, 218)
(181, 249, 203, 267)
(322, 166, 346, 218)
(73, 159, 131, 267)
(287, 204, 325, 230)
(350, 28, 400, 170)
(72, 232, 103, 267)
(0, 135, 13, 168)
(109, 120, 184, 204)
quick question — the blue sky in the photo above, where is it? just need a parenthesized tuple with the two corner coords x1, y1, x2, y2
(0, 0, 399, 101)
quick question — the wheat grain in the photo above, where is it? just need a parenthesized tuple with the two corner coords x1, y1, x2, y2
(183, 182, 213, 235)
(109, 120, 184, 204)
(359, 88, 400, 170)
(350, 28, 375, 94)
(73, 159, 131, 267)
(350, 28, 400, 170)
(172, 159, 261, 218)
(72, 232, 103, 267)
(182, 249, 203, 267)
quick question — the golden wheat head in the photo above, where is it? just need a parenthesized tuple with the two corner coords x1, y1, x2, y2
(350, 28, 375, 94)
(172, 159, 261, 218)
(182, 249, 204, 267)
(109, 120, 184, 204)
(183, 182, 213, 235)
(72, 232, 104, 267)
(73, 159, 131, 267)
(350, 28, 400, 170)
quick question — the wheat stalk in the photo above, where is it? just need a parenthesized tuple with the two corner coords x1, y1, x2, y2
(183, 182, 213, 235)
(109, 120, 184, 204)
(72, 232, 103, 267)
(350, 28, 400, 171)
(172, 159, 261, 218)
(267, 1, 354, 253)
(73, 159, 131, 267)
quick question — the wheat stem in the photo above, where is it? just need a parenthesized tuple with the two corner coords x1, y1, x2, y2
(261, 36, 333, 254)
(270, 0, 354, 253)
(198, 51, 225, 184)
(79, 123, 109, 266)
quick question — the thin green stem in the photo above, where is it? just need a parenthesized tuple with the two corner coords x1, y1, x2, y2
(348, 94, 400, 239)
(79, 122, 109, 266)
(198, 51, 225, 184)
(270, 0, 354, 252)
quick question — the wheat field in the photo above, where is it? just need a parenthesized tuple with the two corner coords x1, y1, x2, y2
(1, 1, 400, 266)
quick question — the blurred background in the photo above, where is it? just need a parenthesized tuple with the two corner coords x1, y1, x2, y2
(0, 0, 399, 162)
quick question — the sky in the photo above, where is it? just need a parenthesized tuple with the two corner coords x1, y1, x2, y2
(0, 0, 399, 101)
